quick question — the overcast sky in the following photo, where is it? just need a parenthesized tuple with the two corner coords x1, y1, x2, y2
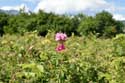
(0, 0, 125, 20)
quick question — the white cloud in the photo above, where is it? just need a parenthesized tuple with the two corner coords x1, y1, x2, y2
(105, 5, 125, 13)
(113, 14, 125, 21)
(34, 0, 125, 20)
(34, 0, 109, 14)
(0, 4, 29, 12)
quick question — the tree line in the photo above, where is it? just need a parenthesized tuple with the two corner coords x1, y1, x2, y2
(0, 10, 124, 37)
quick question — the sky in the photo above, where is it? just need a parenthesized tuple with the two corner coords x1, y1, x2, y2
(0, 0, 125, 20)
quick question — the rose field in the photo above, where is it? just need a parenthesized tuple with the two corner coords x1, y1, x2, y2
(0, 31, 125, 83)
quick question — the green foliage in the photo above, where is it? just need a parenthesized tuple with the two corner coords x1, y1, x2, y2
(95, 11, 124, 37)
(0, 10, 124, 37)
(77, 16, 98, 36)
(0, 12, 9, 36)
(0, 32, 125, 83)
(113, 34, 125, 56)
(78, 11, 124, 37)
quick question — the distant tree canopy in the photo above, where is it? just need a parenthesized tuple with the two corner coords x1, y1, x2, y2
(78, 11, 124, 37)
(0, 12, 9, 36)
(0, 10, 124, 37)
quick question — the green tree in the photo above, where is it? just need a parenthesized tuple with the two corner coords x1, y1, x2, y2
(0, 12, 9, 36)
(95, 11, 115, 36)
(71, 14, 87, 35)
(78, 11, 124, 37)
(77, 16, 98, 36)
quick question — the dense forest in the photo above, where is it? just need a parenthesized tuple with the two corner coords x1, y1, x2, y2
(0, 10, 124, 37)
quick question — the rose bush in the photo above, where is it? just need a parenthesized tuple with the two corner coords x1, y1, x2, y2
(0, 31, 125, 83)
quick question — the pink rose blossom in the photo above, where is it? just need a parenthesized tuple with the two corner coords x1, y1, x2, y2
(56, 44, 65, 51)
(55, 32, 67, 52)
(55, 32, 67, 41)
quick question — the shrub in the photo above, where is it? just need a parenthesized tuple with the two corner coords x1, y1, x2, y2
(0, 32, 125, 83)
